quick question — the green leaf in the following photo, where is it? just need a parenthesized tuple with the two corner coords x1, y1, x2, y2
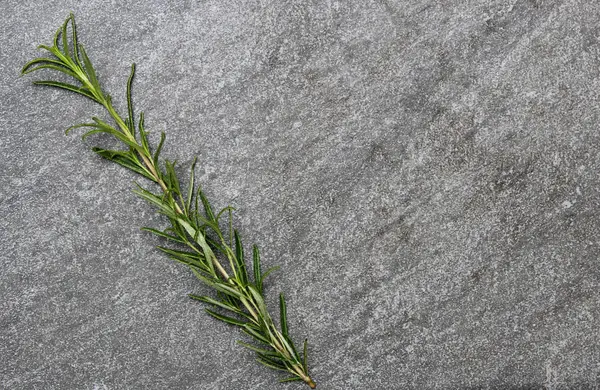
(69, 13, 82, 67)
(30, 65, 75, 82)
(252, 245, 263, 294)
(262, 266, 280, 283)
(25, 64, 79, 80)
(228, 207, 233, 249)
(36, 44, 57, 56)
(61, 14, 70, 60)
(303, 339, 308, 373)
(133, 184, 178, 218)
(246, 285, 268, 319)
(126, 63, 136, 135)
(256, 357, 286, 372)
(32, 80, 97, 102)
(153, 131, 166, 165)
(93, 148, 154, 180)
(256, 354, 287, 371)
(167, 219, 186, 238)
(215, 205, 235, 222)
(190, 295, 248, 318)
(186, 157, 197, 215)
(204, 234, 228, 258)
(242, 324, 271, 345)
(199, 188, 216, 222)
(53, 22, 61, 52)
(24, 63, 79, 80)
(156, 246, 204, 262)
(165, 160, 182, 196)
(237, 341, 280, 357)
(190, 270, 243, 300)
(138, 112, 150, 154)
(140, 227, 185, 244)
(189, 266, 218, 285)
(177, 218, 217, 275)
(189, 206, 219, 232)
(21, 58, 77, 79)
(257, 358, 289, 372)
(216, 290, 243, 313)
(284, 333, 301, 362)
(190, 294, 231, 310)
(205, 308, 247, 326)
(280, 377, 302, 383)
(279, 293, 289, 337)
(234, 230, 248, 286)
(79, 44, 100, 91)
(82, 128, 113, 140)
(21, 57, 58, 73)
(277, 332, 298, 365)
(165, 254, 208, 271)
(65, 122, 96, 135)
(89, 117, 142, 151)
(80, 118, 119, 140)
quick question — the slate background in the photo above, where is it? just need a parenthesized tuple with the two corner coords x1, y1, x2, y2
(2, 1, 600, 389)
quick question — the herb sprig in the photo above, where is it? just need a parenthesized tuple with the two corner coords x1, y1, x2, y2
(22, 14, 316, 388)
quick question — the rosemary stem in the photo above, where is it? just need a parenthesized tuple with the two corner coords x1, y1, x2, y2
(213, 258, 230, 280)
(22, 14, 315, 387)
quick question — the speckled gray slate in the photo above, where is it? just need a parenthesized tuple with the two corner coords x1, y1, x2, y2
(2, 1, 600, 389)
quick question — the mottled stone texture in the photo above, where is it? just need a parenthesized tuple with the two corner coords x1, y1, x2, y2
(2, 1, 600, 389)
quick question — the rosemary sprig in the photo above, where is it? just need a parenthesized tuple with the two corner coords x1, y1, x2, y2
(22, 14, 315, 388)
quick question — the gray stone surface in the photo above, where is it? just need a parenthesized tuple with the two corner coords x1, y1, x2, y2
(2, 0, 600, 389)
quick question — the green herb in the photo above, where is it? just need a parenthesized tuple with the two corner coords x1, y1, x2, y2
(22, 13, 316, 388)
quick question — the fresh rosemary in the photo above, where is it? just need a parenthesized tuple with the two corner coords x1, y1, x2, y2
(22, 14, 316, 388)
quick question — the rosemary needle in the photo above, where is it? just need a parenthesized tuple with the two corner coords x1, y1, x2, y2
(22, 13, 316, 388)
